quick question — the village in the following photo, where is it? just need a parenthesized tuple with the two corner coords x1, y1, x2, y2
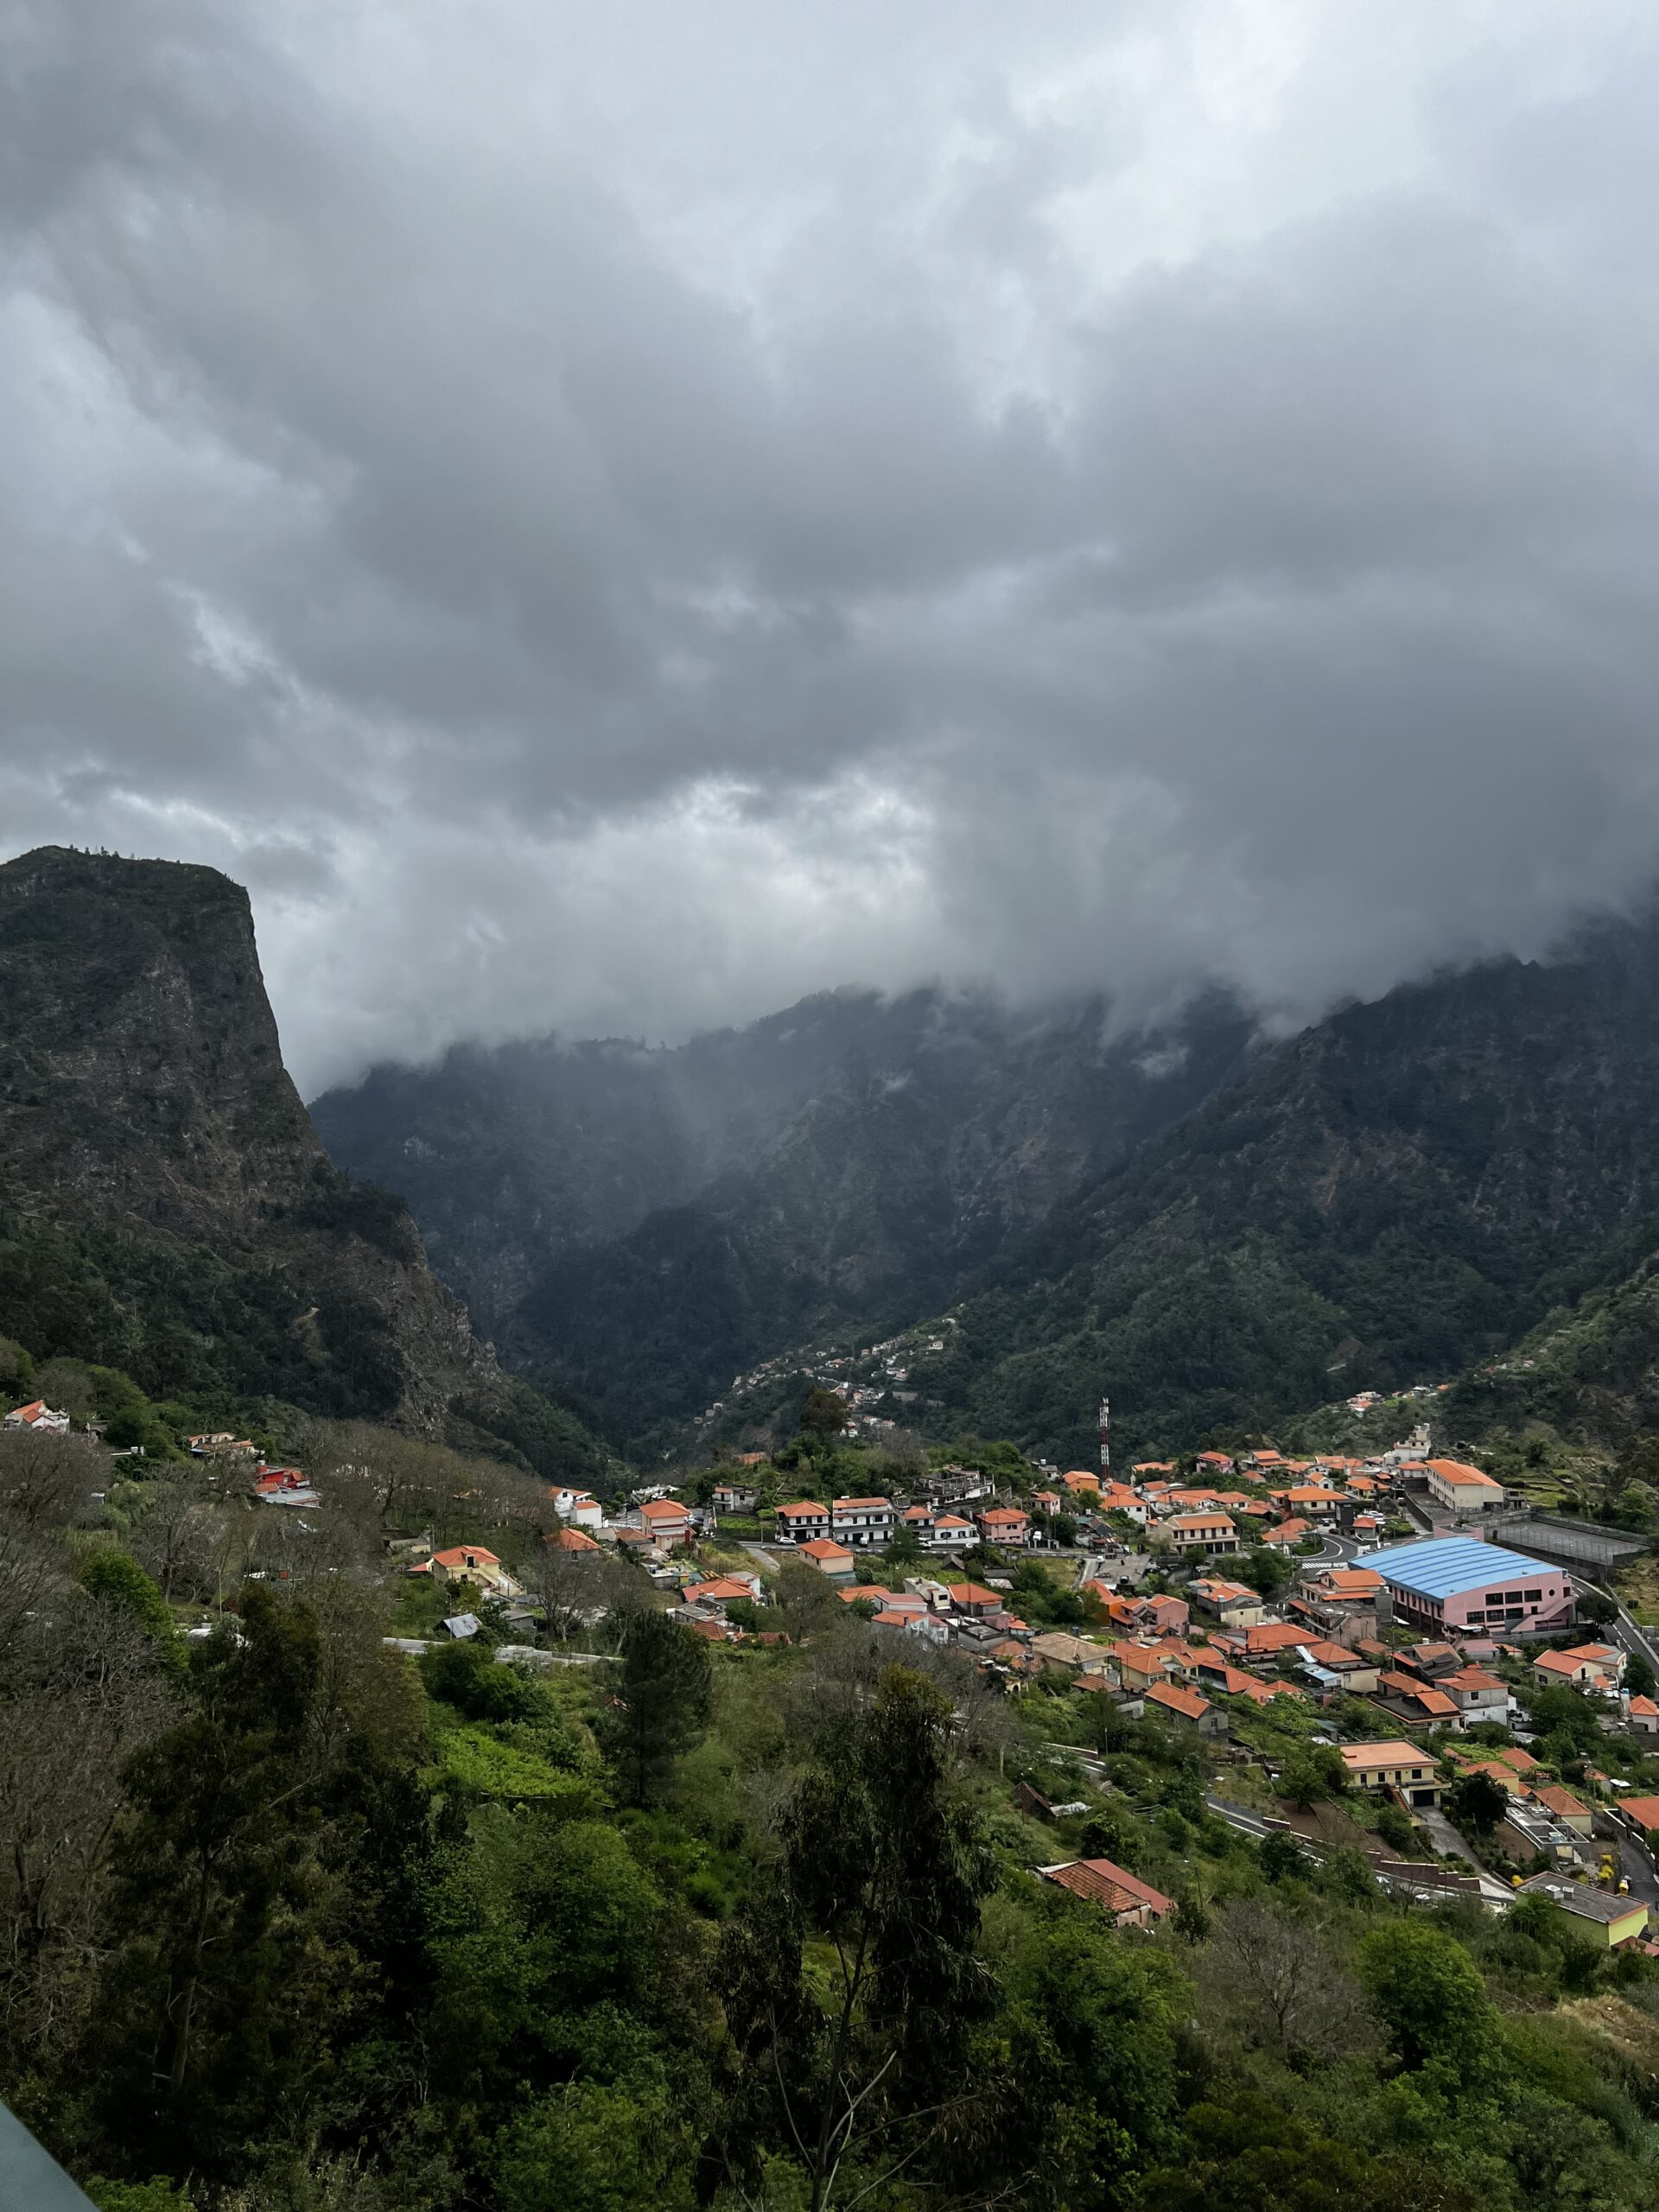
(16, 1378, 1659, 1956)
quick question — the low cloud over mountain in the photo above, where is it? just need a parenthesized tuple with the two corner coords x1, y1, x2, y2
(6, 1, 1659, 1086)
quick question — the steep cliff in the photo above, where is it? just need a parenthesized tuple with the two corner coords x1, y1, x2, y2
(0, 847, 610, 1480)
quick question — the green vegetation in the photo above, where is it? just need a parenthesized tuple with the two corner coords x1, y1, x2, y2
(5, 1409, 1659, 2212)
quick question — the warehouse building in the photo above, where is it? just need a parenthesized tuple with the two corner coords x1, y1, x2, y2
(1363, 1537, 1573, 1636)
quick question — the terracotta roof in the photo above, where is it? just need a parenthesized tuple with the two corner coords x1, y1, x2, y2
(432, 1545, 500, 1569)
(832, 1497, 893, 1512)
(1145, 1681, 1211, 1721)
(550, 1528, 600, 1553)
(799, 1538, 854, 1562)
(1041, 1857, 1173, 1916)
(1528, 1783, 1589, 1820)
(1620, 1794, 1659, 1829)
(639, 1497, 690, 1522)
(1426, 1458, 1503, 1489)
(948, 1582, 1001, 1605)
(1340, 1740, 1433, 1773)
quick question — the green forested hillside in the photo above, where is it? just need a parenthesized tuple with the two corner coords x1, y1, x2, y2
(316, 988, 1255, 1452)
(910, 907, 1659, 1465)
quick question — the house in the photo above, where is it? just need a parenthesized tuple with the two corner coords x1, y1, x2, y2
(799, 1537, 855, 1581)
(428, 1544, 524, 1599)
(1029, 1630, 1109, 1674)
(550, 1527, 601, 1554)
(1372, 1669, 1461, 1728)
(948, 1581, 1003, 1618)
(1424, 1458, 1505, 1515)
(1279, 1485, 1346, 1521)
(1038, 1859, 1173, 1929)
(253, 1467, 321, 1508)
(683, 1576, 762, 1612)
(1293, 1640, 1379, 1694)
(1113, 1643, 1185, 1695)
(639, 1497, 694, 1544)
(1060, 1471, 1102, 1501)
(1517, 1874, 1649, 1948)
(1095, 1481, 1149, 1522)
(1301, 1566, 1384, 1606)
(3, 1400, 69, 1434)
(1627, 1694, 1659, 1734)
(1144, 1680, 1228, 1738)
(923, 1514, 979, 1552)
(1339, 1742, 1442, 1807)
(1242, 1622, 1314, 1661)
(550, 1486, 604, 1529)
(1395, 1641, 1463, 1680)
(1142, 1593, 1190, 1636)
(1031, 1489, 1063, 1516)
(1262, 1519, 1312, 1551)
(712, 1483, 758, 1514)
(776, 1500, 831, 1543)
(1439, 1665, 1510, 1726)
(1614, 1792, 1659, 1842)
(976, 1505, 1031, 1548)
(1195, 1451, 1236, 1474)
(1534, 1646, 1622, 1694)
(1526, 1783, 1593, 1837)
(1167, 1511, 1238, 1555)
(1188, 1577, 1266, 1629)
(831, 1497, 896, 1548)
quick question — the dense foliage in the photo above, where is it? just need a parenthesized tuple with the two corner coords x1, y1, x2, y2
(4, 1419, 1659, 2212)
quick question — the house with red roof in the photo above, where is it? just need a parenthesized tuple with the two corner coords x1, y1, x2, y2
(776, 1500, 831, 1543)
(1144, 1680, 1227, 1738)
(1039, 1858, 1173, 1929)
(3, 1399, 69, 1434)
(975, 1505, 1031, 1547)
(1167, 1511, 1237, 1556)
(638, 1497, 693, 1545)
(799, 1537, 855, 1581)
(425, 1544, 524, 1599)
(831, 1497, 895, 1548)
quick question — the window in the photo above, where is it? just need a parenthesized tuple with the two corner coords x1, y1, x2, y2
(1523, 1589, 1541, 1603)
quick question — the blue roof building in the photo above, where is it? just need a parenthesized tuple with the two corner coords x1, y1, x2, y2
(1362, 1536, 1573, 1632)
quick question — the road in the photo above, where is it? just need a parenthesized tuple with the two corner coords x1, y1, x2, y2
(1417, 1806, 1485, 1872)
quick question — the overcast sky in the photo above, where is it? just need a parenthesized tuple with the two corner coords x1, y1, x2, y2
(6, 1, 1659, 1091)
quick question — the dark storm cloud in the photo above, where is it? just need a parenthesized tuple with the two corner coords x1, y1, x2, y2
(3, 0, 1658, 1085)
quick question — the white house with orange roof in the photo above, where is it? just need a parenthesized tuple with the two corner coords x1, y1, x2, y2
(776, 1500, 831, 1543)
(831, 1496, 895, 1548)
(3, 1399, 69, 1435)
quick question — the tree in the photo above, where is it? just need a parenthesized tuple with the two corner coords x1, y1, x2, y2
(1197, 1898, 1370, 2060)
(1355, 1920, 1503, 2093)
(1625, 1650, 1656, 1700)
(1446, 1768, 1506, 1836)
(84, 1588, 346, 2175)
(711, 1667, 995, 2212)
(799, 1389, 847, 1442)
(1574, 1587, 1618, 1627)
(1144, 2093, 1392, 2212)
(1279, 1744, 1346, 1809)
(601, 1611, 712, 1805)
(1238, 1547, 1291, 1599)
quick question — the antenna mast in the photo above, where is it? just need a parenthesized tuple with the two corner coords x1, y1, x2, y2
(1098, 1395, 1111, 1475)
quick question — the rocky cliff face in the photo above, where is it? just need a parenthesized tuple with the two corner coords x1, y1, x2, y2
(0, 848, 600, 1468)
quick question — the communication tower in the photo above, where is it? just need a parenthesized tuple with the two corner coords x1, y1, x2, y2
(1098, 1395, 1110, 1474)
